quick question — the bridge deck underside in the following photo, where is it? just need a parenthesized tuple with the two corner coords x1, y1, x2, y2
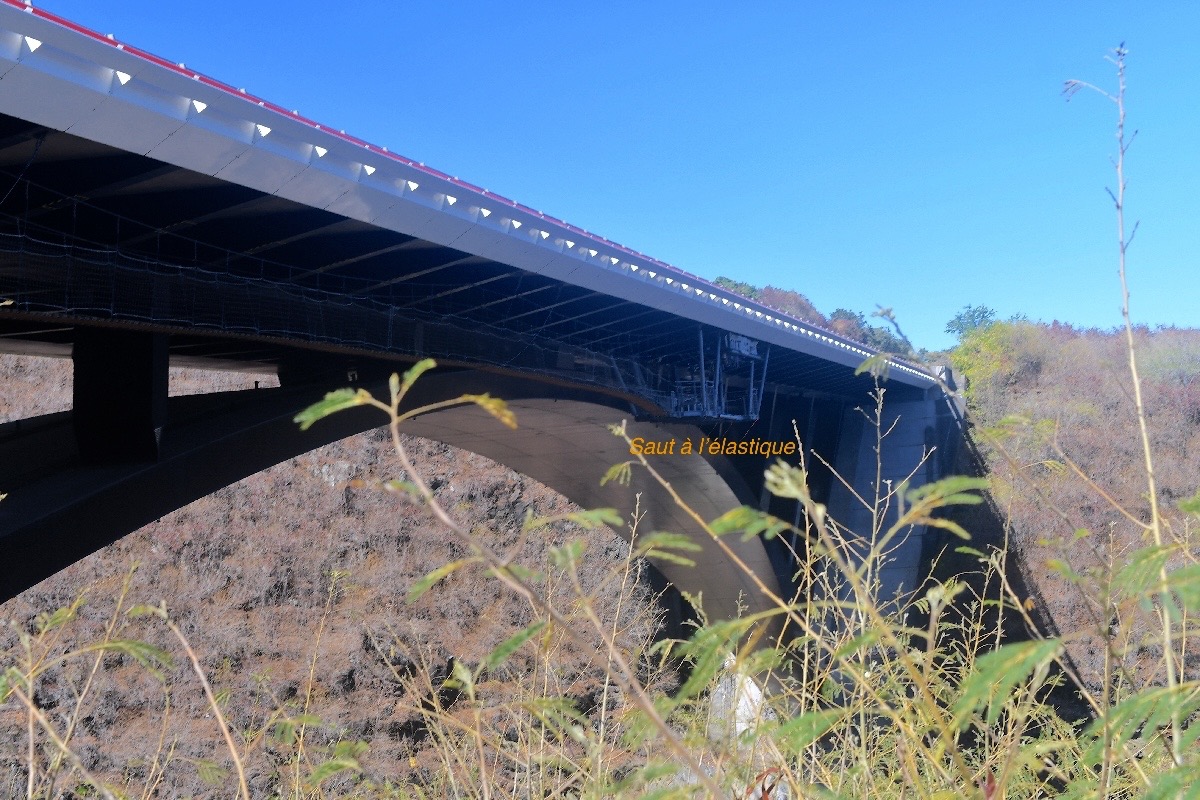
(0, 112, 922, 406)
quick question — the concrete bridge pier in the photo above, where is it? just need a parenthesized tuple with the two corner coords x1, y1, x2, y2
(72, 328, 168, 463)
(825, 390, 946, 609)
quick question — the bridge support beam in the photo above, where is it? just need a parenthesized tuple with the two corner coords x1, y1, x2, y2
(72, 328, 168, 463)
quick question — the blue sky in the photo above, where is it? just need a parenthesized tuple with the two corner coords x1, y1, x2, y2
(34, 1, 1200, 350)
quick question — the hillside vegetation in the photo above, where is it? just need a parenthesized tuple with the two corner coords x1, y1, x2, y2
(1, 310, 1199, 797)
(950, 321, 1200, 691)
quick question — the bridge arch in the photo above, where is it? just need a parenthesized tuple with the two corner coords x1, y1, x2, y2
(0, 366, 780, 622)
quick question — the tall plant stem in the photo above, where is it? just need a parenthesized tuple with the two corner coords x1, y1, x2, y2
(1109, 47, 1180, 766)
(1069, 43, 1180, 768)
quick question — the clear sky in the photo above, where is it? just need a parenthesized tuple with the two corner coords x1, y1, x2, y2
(32, 1, 1200, 351)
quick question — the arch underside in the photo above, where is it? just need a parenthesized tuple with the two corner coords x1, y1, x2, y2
(0, 369, 779, 620)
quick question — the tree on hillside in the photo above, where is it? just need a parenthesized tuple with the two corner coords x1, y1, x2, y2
(758, 285, 828, 326)
(712, 276, 760, 299)
(945, 304, 996, 339)
(862, 324, 914, 357)
(829, 308, 868, 340)
(828, 307, 915, 357)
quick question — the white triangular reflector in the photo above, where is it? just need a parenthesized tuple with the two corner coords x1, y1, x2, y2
(115, 71, 131, 85)
(256, 124, 271, 137)
(363, 165, 376, 175)
(588, 249, 598, 257)
(191, 100, 206, 113)
(445, 195, 456, 205)
(406, 181, 419, 191)
(511, 220, 522, 229)
(313, 146, 327, 158)
(24, 36, 41, 52)
(564, 240, 575, 249)
(480, 208, 491, 217)
(540, 230, 549, 239)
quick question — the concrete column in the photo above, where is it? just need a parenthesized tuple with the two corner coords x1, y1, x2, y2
(825, 394, 941, 608)
(72, 328, 168, 462)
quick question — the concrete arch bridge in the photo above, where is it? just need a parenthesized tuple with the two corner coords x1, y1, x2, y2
(0, 1, 962, 624)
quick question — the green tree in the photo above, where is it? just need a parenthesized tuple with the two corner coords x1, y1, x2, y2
(712, 276, 760, 299)
(829, 308, 867, 339)
(945, 304, 997, 339)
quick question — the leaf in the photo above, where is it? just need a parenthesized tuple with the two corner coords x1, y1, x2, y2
(982, 414, 1031, 440)
(854, 353, 891, 380)
(1179, 489, 1200, 517)
(1083, 685, 1200, 766)
(407, 559, 473, 603)
(905, 476, 989, 508)
(643, 549, 697, 568)
(294, 388, 373, 430)
(763, 461, 811, 502)
(1113, 544, 1174, 603)
(384, 479, 423, 500)
(921, 516, 974, 540)
(334, 739, 370, 760)
(672, 618, 757, 702)
(81, 639, 174, 677)
(550, 539, 587, 570)
(309, 755, 362, 784)
(495, 563, 544, 583)
(36, 597, 85, 633)
(450, 658, 474, 699)
(401, 358, 437, 394)
(600, 461, 633, 487)
(637, 531, 703, 566)
(710, 506, 791, 541)
(272, 719, 298, 745)
(832, 629, 881, 661)
(195, 759, 227, 786)
(461, 393, 518, 429)
(274, 714, 325, 745)
(485, 621, 546, 671)
(953, 639, 1061, 727)
(1162, 563, 1200, 618)
(772, 708, 845, 750)
(564, 508, 623, 529)
(126, 602, 168, 619)
(1045, 558, 1086, 583)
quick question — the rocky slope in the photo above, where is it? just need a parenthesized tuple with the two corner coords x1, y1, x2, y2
(0, 354, 663, 796)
